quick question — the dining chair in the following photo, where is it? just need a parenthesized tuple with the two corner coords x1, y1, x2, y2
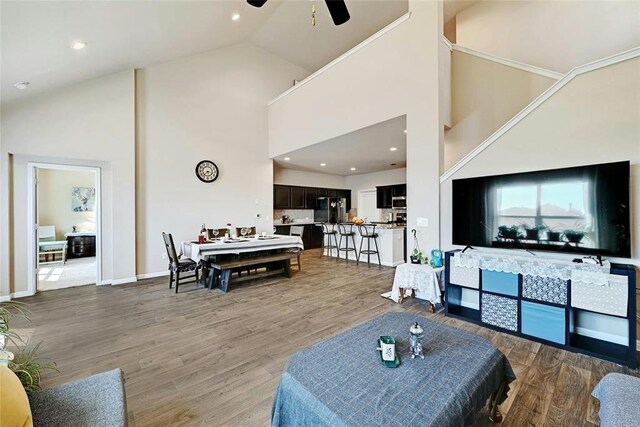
(162, 232, 201, 293)
(289, 226, 304, 271)
(207, 228, 227, 240)
(235, 226, 257, 237)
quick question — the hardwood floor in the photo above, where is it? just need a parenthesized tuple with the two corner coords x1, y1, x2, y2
(14, 249, 639, 426)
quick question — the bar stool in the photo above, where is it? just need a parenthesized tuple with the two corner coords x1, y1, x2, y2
(320, 223, 339, 259)
(358, 224, 381, 267)
(338, 223, 359, 264)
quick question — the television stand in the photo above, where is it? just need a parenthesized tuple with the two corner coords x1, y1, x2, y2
(444, 249, 636, 368)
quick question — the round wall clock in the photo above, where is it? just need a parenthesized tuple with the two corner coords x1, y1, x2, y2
(195, 160, 219, 183)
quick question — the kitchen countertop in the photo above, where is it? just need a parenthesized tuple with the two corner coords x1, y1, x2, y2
(273, 222, 405, 229)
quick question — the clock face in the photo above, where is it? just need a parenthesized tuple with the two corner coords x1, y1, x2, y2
(195, 160, 219, 183)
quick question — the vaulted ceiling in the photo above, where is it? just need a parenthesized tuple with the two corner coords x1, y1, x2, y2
(1, 0, 414, 104)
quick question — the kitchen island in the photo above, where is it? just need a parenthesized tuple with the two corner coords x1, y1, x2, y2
(325, 223, 406, 267)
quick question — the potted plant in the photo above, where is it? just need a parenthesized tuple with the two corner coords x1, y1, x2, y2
(9, 342, 58, 392)
(544, 224, 561, 242)
(563, 230, 585, 244)
(0, 301, 57, 391)
(409, 229, 429, 264)
(498, 225, 521, 240)
(522, 224, 543, 241)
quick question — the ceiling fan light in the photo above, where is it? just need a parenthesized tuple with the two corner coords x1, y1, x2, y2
(325, 0, 350, 25)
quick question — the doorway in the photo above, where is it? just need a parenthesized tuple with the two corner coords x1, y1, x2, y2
(27, 163, 102, 293)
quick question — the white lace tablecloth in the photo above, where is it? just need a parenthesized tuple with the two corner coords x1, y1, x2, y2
(453, 250, 612, 286)
(182, 236, 304, 262)
(391, 263, 444, 305)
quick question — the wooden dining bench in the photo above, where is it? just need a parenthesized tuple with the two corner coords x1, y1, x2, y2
(207, 252, 297, 292)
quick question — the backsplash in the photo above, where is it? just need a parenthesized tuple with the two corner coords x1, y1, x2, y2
(273, 209, 315, 223)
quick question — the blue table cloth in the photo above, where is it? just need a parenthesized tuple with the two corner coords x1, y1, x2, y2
(272, 312, 515, 427)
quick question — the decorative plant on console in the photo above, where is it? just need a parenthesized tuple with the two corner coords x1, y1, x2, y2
(410, 229, 429, 265)
(0, 301, 57, 391)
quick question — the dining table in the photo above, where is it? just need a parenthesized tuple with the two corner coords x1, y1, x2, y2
(181, 235, 304, 291)
(181, 235, 304, 262)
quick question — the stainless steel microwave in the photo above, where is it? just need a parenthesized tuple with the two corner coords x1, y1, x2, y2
(392, 196, 406, 209)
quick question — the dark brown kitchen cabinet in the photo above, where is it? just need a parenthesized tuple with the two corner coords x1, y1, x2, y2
(290, 187, 306, 209)
(273, 185, 351, 210)
(274, 185, 291, 209)
(304, 188, 318, 209)
(393, 184, 407, 197)
(376, 186, 393, 209)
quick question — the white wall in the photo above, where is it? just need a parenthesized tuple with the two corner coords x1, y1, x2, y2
(1, 70, 135, 295)
(445, 50, 555, 169)
(38, 169, 96, 239)
(269, 2, 443, 252)
(273, 165, 346, 188)
(456, 1, 640, 73)
(441, 57, 640, 268)
(137, 42, 308, 276)
(345, 168, 406, 209)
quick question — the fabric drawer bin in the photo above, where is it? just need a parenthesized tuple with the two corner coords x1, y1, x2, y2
(482, 270, 519, 297)
(571, 275, 628, 317)
(449, 264, 480, 289)
(481, 293, 518, 332)
(521, 301, 566, 345)
(522, 275, 568, 305)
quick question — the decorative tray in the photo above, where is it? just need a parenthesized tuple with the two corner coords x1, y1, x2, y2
(376, 336, 400, 368)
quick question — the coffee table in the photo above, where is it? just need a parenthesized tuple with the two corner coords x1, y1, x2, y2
(272, 312, 515, 426)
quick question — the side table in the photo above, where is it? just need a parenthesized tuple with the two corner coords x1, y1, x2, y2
(391, 263, 444, 312)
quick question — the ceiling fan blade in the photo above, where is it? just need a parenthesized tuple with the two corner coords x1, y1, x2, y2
(247, 0, 268, 7)
(324, 0, 350, 25)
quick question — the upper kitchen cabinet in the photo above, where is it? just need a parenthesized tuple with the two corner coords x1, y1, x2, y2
(273, 185, 351, 210)
(274, 185, 291, 209)
(376, 186, 393, 209)
(304, 188, 318, 209)
(393, 184, 406, 197)
(290, 187, 306, 209)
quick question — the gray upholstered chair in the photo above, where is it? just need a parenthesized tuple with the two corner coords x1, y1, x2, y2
(28, 368, 127, 427)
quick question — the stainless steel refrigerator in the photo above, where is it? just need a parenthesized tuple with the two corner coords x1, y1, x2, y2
(315, 197, 347, 224)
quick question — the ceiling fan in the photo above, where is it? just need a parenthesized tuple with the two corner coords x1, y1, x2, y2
(247, 0, 351, 26)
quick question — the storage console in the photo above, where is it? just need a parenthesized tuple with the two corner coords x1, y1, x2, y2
(445, 250, 637, 367)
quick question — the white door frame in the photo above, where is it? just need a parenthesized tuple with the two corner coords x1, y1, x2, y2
(27, 162, 103, 295)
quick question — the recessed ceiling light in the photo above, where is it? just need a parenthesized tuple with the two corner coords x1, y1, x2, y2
(404, 129, 407, 134)
(283, 157, 290, 161)
(231, 13, 241, 21)
(13, 81, 29, 90)
(350, 167, 356, 171)
(71, 41, 87, 50)
(320, 163, 326, 167)
(389, 147, 398, 151)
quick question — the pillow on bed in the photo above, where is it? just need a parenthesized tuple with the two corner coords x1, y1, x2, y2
(0, 365, 33, 427)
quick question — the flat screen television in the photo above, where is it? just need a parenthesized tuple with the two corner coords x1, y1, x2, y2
(452, 161, 631, 257)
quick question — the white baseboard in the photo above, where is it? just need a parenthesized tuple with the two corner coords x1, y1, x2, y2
(98, 280, 112, 285)
(110, 277, 138, 286)
(137, 271, 169, 280)
(0, 295, 11, 302)
(575, 326, 628, 346)
(1, 290, 34, 300)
